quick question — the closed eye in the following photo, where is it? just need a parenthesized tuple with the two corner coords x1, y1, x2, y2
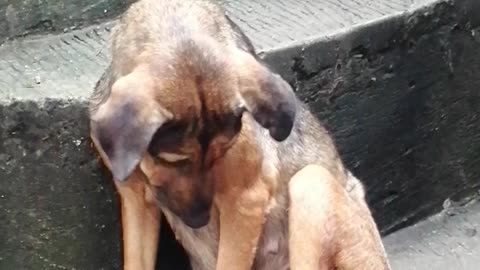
(158, 152, 189, 162)
(153, 152, 192, 168)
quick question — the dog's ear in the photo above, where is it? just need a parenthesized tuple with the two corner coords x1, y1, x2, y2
(90, 70, 172, 182)
(235, 52, 297, 141)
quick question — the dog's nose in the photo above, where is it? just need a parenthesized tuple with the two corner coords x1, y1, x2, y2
(182, 210, 211, 229)
(181, 195, 213, 228)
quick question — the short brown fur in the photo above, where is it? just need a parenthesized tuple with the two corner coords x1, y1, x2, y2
(89, 0, 391, 269)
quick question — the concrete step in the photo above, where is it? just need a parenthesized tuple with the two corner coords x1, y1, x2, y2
(0, 0, 422, 101)
(1, 0, 480, 268)
(385, 197, 480, 270)
(0, 0, 133, 44)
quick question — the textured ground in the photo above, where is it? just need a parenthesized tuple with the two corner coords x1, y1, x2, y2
(385, 198, 480, 270)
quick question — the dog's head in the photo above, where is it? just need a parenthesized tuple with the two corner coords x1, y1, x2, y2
(90, 40, 296, 228)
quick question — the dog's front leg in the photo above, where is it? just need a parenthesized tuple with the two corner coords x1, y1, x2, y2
(115, 169, 161, 270)
(288, 165, 390, 270)
(215, 179, 270, 270)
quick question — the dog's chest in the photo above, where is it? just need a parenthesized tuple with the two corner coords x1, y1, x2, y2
(161, 208, 219, 270)
(162, 195, 290, 270)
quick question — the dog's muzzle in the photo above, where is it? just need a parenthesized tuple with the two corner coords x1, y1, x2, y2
(181, 210, 211, 229)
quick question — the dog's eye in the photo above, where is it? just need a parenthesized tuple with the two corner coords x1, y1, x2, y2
(158, 152, 189, 162)
(148, 121, 189, 154)
(153, 152, 191, 168)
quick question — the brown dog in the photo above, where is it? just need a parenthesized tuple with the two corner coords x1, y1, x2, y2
(89, 0, 391, 269)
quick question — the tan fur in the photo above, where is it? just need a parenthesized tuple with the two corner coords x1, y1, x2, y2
(288, 165, 390, 270)
(89, 0, 391, 269)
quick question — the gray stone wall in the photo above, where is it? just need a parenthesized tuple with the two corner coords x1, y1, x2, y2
(0, 0, 133, 42)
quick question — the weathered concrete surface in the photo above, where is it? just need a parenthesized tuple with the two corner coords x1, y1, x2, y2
(265, 0, 480, 234)
(0, 101, 121, 269)
(0, 0, 418, 45)
(0, 0, 420, 101)
(0, 0, 133, 43)
(1, 0, 480, 269)
(385, 197, 480, 270)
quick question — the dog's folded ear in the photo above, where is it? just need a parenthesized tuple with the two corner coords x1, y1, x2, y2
(90, 70, 172, 182)
(235, 52, 297, 141)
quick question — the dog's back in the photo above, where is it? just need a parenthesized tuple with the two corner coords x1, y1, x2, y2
(275, 102, 348, 185)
